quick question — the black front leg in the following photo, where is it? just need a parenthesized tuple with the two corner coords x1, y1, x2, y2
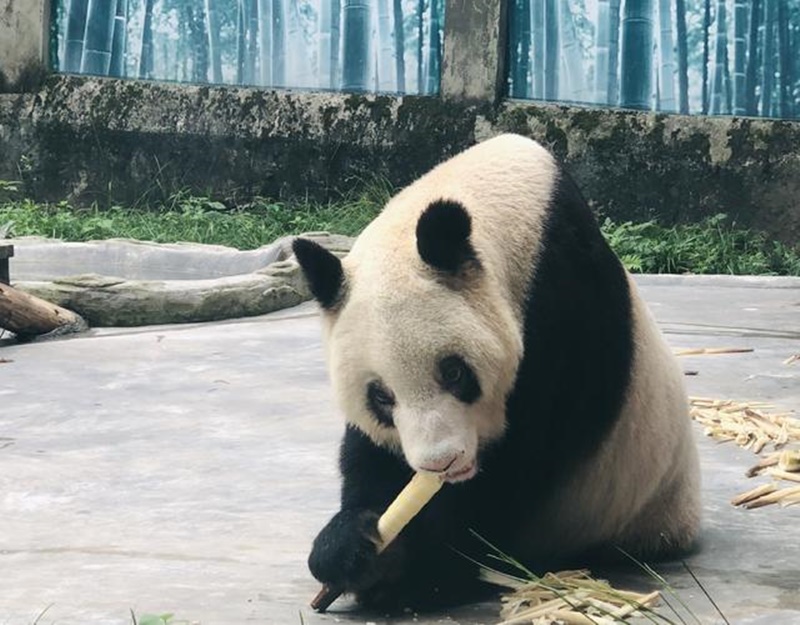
(308, 426, 413, 604)
(308, 426, 488, 611)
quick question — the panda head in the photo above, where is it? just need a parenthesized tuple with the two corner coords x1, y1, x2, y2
(294, 198, 523, 483)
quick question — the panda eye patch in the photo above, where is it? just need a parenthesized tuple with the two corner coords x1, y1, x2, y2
(367, 381, 395, 427)
(439, 355, 481, 404)
(441, 358, 463, 384)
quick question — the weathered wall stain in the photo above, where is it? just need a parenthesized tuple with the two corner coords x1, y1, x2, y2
(0, 0, 48, 90)
(1, 74, 798, 243)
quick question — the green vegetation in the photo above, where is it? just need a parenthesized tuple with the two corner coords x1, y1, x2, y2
(1, 183, 798, 276)
(601, 215, 800, 276)
(131, 613, 176, 625)
(0, 188, 386, 249)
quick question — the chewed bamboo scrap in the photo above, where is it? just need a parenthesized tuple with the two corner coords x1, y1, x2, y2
(735, 449, 800, 508)
(731, 483, 778, 507)
(779, 449, 800, 471)
(745, 452, 782, 477)
(689, 398, 800, 453)
(482, 568, 660, 625)
(674, 347, 754, 356)
(784, 354, 800, 365)
(732, 483, 800, 509)
(747, 450, 800, 477)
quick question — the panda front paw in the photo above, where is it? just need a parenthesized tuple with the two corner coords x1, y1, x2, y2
(308, 509, 383, 591)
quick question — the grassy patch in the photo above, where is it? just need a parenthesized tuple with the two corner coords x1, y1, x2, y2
(1, 184, 798, 276)
(602, 214, 800, 276)
(0, 184, 388, 250)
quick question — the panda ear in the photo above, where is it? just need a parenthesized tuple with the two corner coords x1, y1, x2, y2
(292, 238, 345, 310)
(416, 199, 480, 273)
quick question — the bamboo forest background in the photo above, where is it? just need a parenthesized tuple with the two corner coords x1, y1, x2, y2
(53, 0, 445, 94)
(53, 0, 800, 117)
(509, 0, 800, 117)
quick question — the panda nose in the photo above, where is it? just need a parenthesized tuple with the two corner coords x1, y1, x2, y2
(419, 451, 462, 473)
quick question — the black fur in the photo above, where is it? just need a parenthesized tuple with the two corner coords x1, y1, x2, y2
(308, 166, 635, 611)
(438, 355, 481, 404)
(366, 381, 396, 427)
(293, 238, 344, 310)
(416, 200, 480, 273)
(308, 508, 383, 590)
(311, 426, 489, 610)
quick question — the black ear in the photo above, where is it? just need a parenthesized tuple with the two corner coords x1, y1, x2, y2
(292, 238, 345, 310)
(416, 199, 479, 273)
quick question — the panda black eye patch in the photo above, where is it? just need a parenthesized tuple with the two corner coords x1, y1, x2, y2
(366, 381, 395, 427)
(438, 355, 481, 404)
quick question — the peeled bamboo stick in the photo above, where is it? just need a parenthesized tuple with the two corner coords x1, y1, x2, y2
(674, 347, 754, 356)
(690, 398, 800, 453)
(547, 610, 609, 625)
(610, 590, 661, 618)
(731, 483, 778, 507)
(494, 569, 659, 624)
(742, 485, 800, 509)
(767, 468, 800, 483)
(779, 449, 800, 471)
(310, 472, 443, 612)
(779, 493, 800, 507)
(746, 453, 781, 477)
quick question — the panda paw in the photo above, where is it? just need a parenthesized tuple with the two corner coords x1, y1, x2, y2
(308, 509, 384, 591)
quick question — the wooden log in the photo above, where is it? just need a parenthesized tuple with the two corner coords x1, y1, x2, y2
(0, 282, 87, 338)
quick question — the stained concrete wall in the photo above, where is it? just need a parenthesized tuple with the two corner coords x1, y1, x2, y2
(0, 0, 50, 91)
(0, 0, 797, 243)
(1, 75, 799, 244)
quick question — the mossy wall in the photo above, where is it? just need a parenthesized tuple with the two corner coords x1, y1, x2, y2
(1, 75, 799, 242)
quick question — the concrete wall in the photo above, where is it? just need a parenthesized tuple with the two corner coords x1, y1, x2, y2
(0, 0, 798, 243)
(0, 0, 50, 91)
(1, 75, 799, 243)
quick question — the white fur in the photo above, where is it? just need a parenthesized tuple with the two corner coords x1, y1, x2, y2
(315, 133, 699, 552)
(319, 134, 558, 479)
(518, 275, 701, 556)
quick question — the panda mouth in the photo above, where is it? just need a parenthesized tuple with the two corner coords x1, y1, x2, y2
(444, 460, 477, 483)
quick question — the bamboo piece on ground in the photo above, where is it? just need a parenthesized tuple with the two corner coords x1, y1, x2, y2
(544, 610, 601, 625)
(779, 493, 800, 507)
(742, 485, 800, 509)
(689, 398, 800, 452)
(0, 282, 86, 338)
(767, 468, 800, 483)
(310, 471, 443, 612)
(746, 452, 782, 477)
(490, 568, 659, 624)
(674, 347, 754, 356)
(731, 483, 778, 507)
(778, 449, 800, 471)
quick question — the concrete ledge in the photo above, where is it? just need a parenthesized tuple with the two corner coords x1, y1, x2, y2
(10, 234, 353, 326)
(7, 235, 353, 281)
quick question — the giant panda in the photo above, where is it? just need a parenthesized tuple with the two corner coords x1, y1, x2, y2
(293, 133, 701, 610)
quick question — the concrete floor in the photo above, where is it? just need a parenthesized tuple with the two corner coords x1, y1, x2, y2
(1, 275, 799, 625)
